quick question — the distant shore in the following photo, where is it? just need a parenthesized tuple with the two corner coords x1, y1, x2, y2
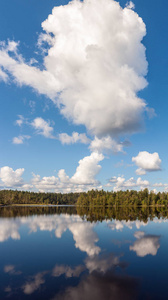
(0, 203, 166, 208)
(0, 189, 168, 207)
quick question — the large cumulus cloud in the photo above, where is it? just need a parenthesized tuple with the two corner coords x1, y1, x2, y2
(0, 152, 103, 192)
(0, 0, 148, 137)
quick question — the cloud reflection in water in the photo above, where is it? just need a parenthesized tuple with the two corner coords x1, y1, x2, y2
(130, 231, 160, 257)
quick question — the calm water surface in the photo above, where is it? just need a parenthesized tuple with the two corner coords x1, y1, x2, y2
(0, 206, 168, 300)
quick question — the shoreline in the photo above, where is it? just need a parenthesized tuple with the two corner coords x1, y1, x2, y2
(0, 204, 166, 208)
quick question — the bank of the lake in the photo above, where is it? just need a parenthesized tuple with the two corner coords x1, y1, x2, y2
(1, 188, 168, 207)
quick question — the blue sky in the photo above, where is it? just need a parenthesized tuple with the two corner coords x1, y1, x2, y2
(0, 0, 168, 193)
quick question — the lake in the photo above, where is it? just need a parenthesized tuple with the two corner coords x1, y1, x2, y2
(0, 206, 168, 299)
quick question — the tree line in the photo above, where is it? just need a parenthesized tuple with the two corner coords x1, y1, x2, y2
(0, 189, 79, 205)
(0, 188, 168, 207)
(76, 189, 168, 207)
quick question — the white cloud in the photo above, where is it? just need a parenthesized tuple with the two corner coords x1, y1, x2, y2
(153, 182, 167, 188)
(32, 152, 104, 192)
(23, 214, 100, 256)
(37, 33, 54, 50)
(0, 166, 24, 187)
(108, 176, 149, 191)
(12, 135, 31, 144)
(89, 136, 124, 154)
(31, 174, 59, 192)
(15, 115, 26, 126)
(29, 100, 36, 114)
(0, 67, 8, 82)
(85, 254, 120, 274)
(0, 0, 149, 137)
(108, 219, 147, 231)
(0, 44, 59, 98)
(52, 264, 84, 278)
(0, 219, 20, 242)
(1, 161, 167, 193)
(130, 231, 160, 257)
(132, 151, 162, 175)
(108, 221, 124, 231)
(135, 220, 148, 230)
(31, 117, 54, 138)
(22, 183, 34, 190)
(59, 132, 90, 145)
(71, 152, 104, 185)
(15, 115, 56, 140)
(145, 107, 156, 119)
(4, 265, 15, 274)
(0, 152, 103, 192)
(52, 256, 138, 300)
(15, 116, 90, 145)
(126, 1, 135, 9)
(57, 169, 70, 183)
(69, 222, 101, 256)
(22, 272, 47, 295)
(135, 168, 146, 175)
(6, 40, 19, 53)
(4, 265, 22, 275)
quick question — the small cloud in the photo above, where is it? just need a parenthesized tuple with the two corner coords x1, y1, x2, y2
(89, 136, 125, 154)
(31, 117, 55, 138)
(132, 151, 162, 175)
(52, 265, 84, 278)
(6, 40, 19, 53)
(145, 107, 157, 119)
(130, 232, 160, 257)
(0, 166, 24, 188)
(4, 265, 22, 275)
(126, 1, 135, 9)
(59, 132, 90, 145)
(15, 115, 26, 127)
(135, 168, 146, 175)
(12, 135, 31, 144)
(107, 176, 149, 191)
(4, 265, 15, 273)
(22, 272, 47, 295)
(29, 58, 38, 66)
(29, 100, 36, 114)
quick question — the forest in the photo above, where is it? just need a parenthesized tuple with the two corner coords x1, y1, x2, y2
(0, 188, 168, 207)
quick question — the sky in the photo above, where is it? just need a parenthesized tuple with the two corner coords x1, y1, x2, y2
(0, 0, 168, 193)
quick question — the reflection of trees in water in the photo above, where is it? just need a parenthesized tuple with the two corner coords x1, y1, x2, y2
(0, 206, 168, 222)
(77, 206, 168, 223)
(0, 206, 77, 218)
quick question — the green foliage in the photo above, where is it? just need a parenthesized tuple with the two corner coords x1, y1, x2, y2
(0, 188, 167, 207)
(0, 190, 79, 205)
(76, 189, 168, 207)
